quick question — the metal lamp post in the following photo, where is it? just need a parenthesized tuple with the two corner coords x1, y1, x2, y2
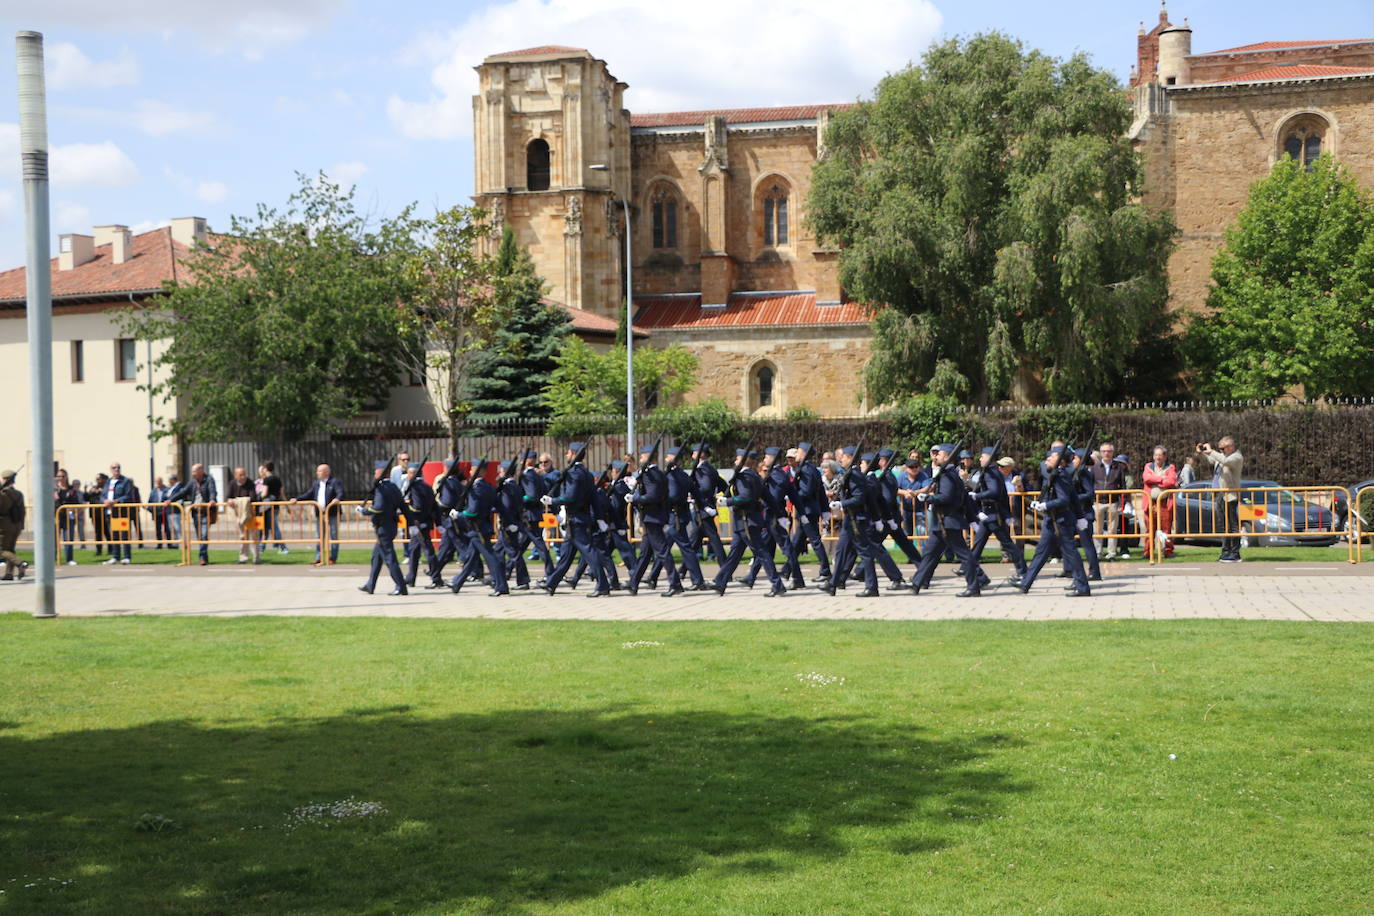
(588, 163, 634, 452)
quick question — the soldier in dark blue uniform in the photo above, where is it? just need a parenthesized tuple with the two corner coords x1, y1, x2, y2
(968, 448, 1027, 583)
(1018, 446, 1090, 596)
(541, 443, 610, 597)
(662, 447, 707, 589)
(627, 443, 685, 596)
(821, 447, 882, 597)
(495, 458, 532, 590)
(1068, 449, 1103, 583)
(447, 459, 509, 596)
(520, 451, 555, 579)
(359, 460, 409, 596)
(910, 444, 984, 597)
(570, 465, 626, 591)
(832, 452, 908, 592)
(874, 449, 922, 565)
(687, 443, 728, 566)
(790, 442, 832, 584)
(427, 459, 471, 588)
(740, 447, 806, 590)
(401, 462, 439, 587)
(711, 448, 785, 597)
(607, 460, 639, 574)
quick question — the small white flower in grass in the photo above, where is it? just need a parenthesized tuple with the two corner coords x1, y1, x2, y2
(1169, 753, 1177, 760)
(285, 796, 387, 830)
(620, 640, 664, 649)
(794, 671, 846, 688)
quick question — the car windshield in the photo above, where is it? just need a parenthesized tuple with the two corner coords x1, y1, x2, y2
(1242, 483, 1316, 509)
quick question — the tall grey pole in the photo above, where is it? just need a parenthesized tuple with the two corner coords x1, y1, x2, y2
(623, 200, 634, 452)
(16, 31, 56, 617)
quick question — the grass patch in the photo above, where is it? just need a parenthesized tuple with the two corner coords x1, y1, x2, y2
(2, 616, 1373, 913)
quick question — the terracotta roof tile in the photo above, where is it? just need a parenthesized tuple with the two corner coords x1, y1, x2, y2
(633, 291, 869, 329)
(1201, 64, 1374, 83)
(1202, 39, 1374, 55)
(631, 103, 855, 129)
(488, 45, 587, 58)
(0, 227, 200, 303)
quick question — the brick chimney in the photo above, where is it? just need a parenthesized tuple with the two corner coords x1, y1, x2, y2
(93, 224, 132, 264)
(58, 233, 95, 271)
(170, 216, 208, 248)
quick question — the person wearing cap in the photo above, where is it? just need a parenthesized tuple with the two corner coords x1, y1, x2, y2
(660, 446, 708, 590)
(401, 462, 440, 587)
(791, 442, 833, 583)
(357, 460, 410, 596)
(738, 447, 806, 591)
(687, 443, 728, 567)
(873, 448, 923, 566)
(446, 459, 509, 597)
(818, 447, 882, 597)
(969, 447, 1027, 583)
(495, 456, 540, 591)
(909, 444, 985, 597)
(625, 442, 686, 596)
(573, 463, 635, 591)
(833, 451, 910, 590)
(541, 443, 610, 596)
(711, 448, 785, 596)
(1018, 445, 1091, 596)
(426, 459, 470, 588)
(0, 469, 26, 581)
(1068, 450, 1103, 582)
(519, 450, 556, 578)
(600, 461, 639, 583)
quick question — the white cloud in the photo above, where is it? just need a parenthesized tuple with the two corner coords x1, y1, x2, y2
(164, 167, 230, 203)
(54, 200, 93, 234)
(387, 0, 942, 140)
(46, 42, 140, 90)
(131, 100, 214, 136)
(327, 160, 368, 184)
(37, 0, 343, 51)
(52, 141, 140, 188)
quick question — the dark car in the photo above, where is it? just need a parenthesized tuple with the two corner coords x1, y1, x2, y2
(1171, 479, 1339, 548)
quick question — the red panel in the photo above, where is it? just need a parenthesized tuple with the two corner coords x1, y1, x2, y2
(634, 292, 870, 330)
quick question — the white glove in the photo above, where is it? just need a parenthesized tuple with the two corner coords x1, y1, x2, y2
(1076, 518, 1089, 531)
(1122, 504, 1135, 518)
(829, 500, 842, 511)
(557, 507, 567, 524)
(597, 520, 609, 532)
(449, 508, 461, 521)
(619, 493, 630, 504)
(1030, 500, 1046, 512)
(778, 518, 790, 532)
(407, 526, 419, 537)
(354, 505, 365, 515)
(799, 514, 810, 524)
(540, 494, 553, 506)
(506, 524, 519, 534)
(916, 493, 929, 503)
(977, 512, 990, 523)
(705, 507, 717, 517)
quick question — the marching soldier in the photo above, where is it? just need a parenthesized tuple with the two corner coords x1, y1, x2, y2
(832, 452, 908, 591)
(740, 447, 806, 590)
(426, 460, 470, 588)
(540, 443, 609, 597)
(790, 442, 833, 584)
(401, 462, 439, 587)
(569, 465, 624, 591)
(448, 459, 509, 596)
(627, 442, 685, 597)
(358, 461, 409, 596)
(663, 447, 708, 589)
(608, 460, 639, 574)
(711, 448, 785, 597)
(520, 450, 556, 580)
(910, 444, 985, 597)
(687, 444, 728, 566)
(821, 448, 883, 597)
(0, 469, 27, 581)
(873, 448, 922, 565)
(1018, 446, 1091, 596)
(495, 457, 533, 590)
(1066, 449, 1103, 583)
(969, 449, 1027, 583)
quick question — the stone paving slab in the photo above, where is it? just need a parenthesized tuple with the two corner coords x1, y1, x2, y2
(3, 564, 1372, 622)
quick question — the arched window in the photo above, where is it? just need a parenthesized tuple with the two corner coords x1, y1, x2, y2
(762, 182, 789, 246)
(757, 365, 774, 407)
(527, 139, 551, 191)
(650, 186, 678, 249)
(1280, 117, 1327, 172)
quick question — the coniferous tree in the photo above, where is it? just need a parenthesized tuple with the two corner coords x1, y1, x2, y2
(465, 227, 572, 421)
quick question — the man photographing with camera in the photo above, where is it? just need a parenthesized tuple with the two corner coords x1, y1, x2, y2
(1198, 437, 1244, 563)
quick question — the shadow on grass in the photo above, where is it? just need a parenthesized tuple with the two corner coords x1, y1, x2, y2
(2, 709, 1029, 914)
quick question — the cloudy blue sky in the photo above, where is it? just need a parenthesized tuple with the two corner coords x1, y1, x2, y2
(2, 0, 1372, 271)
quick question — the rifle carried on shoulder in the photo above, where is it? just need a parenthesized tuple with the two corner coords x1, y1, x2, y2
(729, 437, 756, 497)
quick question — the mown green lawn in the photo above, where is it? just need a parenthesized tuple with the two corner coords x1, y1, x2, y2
(2, 616, 1372, 914)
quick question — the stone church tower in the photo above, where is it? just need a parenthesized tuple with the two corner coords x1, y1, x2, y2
(472, 46, 632, 319)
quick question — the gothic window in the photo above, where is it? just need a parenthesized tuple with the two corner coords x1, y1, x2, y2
(747, 360, 780, 414)
(650, 187, 678, 249)
(761, 182, 790, 246)
(527, 139, 551, 191)
(757, 365, 774, 407)
(1280, 118, 1327, 171)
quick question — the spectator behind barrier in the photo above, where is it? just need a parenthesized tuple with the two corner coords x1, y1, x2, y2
(1092, 442, 1128, 559)
(1198, 437, 1244, 563)
(1142, 445, 1178, 559)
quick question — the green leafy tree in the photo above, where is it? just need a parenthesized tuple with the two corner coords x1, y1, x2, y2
(646, 398, 745, 445)
(543, 338, 699, 435)
(118, 173, 421, 441)
(465, 227, 572, 422)
(398, 205, 509, 453)
(809, 33, 1177, 405)
(1188, 155, 1374, 399)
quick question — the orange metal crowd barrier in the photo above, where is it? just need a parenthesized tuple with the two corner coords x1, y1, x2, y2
(55, 502, 187, 563)
(1148, 486, 1358, 564)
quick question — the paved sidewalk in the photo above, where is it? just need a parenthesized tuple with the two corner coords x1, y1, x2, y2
(4, 563, 1372, 621)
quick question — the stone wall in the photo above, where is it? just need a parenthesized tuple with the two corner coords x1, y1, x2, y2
(652, 324, 872, 418)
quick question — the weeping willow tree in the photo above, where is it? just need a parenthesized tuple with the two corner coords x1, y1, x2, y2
(809, 32, 1178, 405)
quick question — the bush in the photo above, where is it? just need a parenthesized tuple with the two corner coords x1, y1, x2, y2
(547, 414, 622, 440)
(785, 405, 822, 423)
(645, 399, 745, 446)
(887, 395, 966, 456)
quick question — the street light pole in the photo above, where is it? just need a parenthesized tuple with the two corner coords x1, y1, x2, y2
(589, 163, 633, 451)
